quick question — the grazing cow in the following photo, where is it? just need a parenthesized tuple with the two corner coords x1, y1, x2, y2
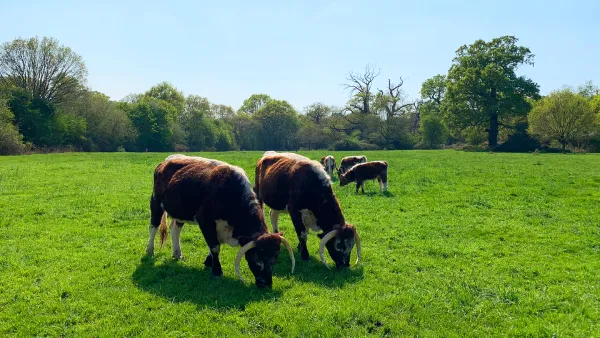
(254, 151, 361, 269)
(320, 155, 337, 177)
(146, 154, 294, 288)
(339, 161, 389, 193)
(337, 155, 367, 177)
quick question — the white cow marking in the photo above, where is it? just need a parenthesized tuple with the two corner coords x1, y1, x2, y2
(216, 219, 240, 247)
(146, 224, 158, 256)
(300, 209, 321, 232)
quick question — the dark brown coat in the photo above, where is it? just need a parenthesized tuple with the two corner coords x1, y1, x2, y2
(338, 155, 367, 176)
(147, 154, 291, 288)
(340, 161, 388, 193)
(254, 152, 359, 268)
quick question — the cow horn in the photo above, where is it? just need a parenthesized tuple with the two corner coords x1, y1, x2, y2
(279, 236, 295, 274)
(235, 241, 256, 283)
(354, 230, 361, 265)
(318, 230, 338, 269)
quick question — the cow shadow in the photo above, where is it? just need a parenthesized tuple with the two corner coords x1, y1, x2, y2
(355, 191, 394, 198)
(274, 251, 365, 289)
(132, 256, 282, 310)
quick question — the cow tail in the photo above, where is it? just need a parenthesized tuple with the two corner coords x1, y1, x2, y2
(159, 212, 168, 247)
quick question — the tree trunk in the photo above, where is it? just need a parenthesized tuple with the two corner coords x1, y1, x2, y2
(488, 113, 498, 149)
(561, 141, 566, 153)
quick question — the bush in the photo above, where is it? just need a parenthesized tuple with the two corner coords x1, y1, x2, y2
(0, 123, 27, 155)
(333, 138, 378, 151)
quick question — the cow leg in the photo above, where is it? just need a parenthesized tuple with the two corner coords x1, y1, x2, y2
(377, 177, 383, 192)
(270, 209, 281, 233)
(146, 194, 163, 256)
(361, 182, 365, 193)
(196, 215, 223, 277)
(289, 207, 310, 260)
(170, 220, 184, 259)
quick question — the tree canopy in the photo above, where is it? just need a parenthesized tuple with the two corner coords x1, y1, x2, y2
(443, 36, 540, 148)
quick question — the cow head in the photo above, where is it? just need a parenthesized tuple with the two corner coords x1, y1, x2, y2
(318, 224, 361, 268)
(235, 232, 295, 288)
(339, 170, 354, 187)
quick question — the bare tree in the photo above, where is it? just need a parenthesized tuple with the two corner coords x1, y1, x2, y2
(375, 78, 415, 121)
(0, 36, 87, 104)
(343, 64, 380, 115)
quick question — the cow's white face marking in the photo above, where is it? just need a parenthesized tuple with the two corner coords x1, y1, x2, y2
(300, 209, 321, 232)
(216, 219, 240, 247)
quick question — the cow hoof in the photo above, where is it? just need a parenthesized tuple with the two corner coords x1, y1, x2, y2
(203, 255, 212, 267)
(145, 248, 154, 256)
(212, 269, 223, 277)
(172, 252, 184, 260)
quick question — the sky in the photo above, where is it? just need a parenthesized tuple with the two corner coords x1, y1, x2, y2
(1, 0, 599, 111)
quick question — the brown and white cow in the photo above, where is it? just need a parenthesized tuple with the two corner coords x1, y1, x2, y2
(339, 161, 389, 193)
(146, 154, 294, 288)
(337, 155, 367, 177)
(320, 155, 337, 177)
(254, 151, 361, 269)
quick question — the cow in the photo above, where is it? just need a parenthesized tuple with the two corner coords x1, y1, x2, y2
(339, 161, 389, 193)
(254, 151, 361, 269)
(337, 155, 367, 177)
(146, 154, 295, 288)
(319, 155, 337, 177)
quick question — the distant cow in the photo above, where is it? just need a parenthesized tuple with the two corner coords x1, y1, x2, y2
(320, 155, 336, 177)
(339, 161, 388, 193)
(146, 154, 294, 288)
(337, 155, 367, 177)
(254, 151, 361, 269)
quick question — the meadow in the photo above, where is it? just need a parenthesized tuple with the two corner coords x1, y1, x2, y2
(0, 150, 599, 337)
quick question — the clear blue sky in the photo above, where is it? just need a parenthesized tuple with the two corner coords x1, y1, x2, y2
(2, 0, 599, 111)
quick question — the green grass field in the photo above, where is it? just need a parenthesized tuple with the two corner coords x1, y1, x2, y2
(1, 150, 599, 337)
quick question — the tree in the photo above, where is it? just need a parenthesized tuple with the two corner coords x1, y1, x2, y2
(60, 91, 136, 151)
(238, 94, 271, 115)
(304, 102, 332, 124)
(443, 36, 540, 148)
(372, 78, 415, 148)
(211, 104, 235, 119)
(253, 99, 300, 150)
(145, 82, 185, 116)
(121, 97, 176, 151)
(230, 112, 261, 150)
(419, 115, 447, 149)
(528, 89, 597, 152)
(420, 74, 446, 116)
(577, 80, 599, 99)
(343, 64, 380, 115)
(0, 36, 87, 104)
(0, 93, 27, 155)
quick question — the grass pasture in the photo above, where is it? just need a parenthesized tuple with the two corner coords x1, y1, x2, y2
(0, 150, 599, 337)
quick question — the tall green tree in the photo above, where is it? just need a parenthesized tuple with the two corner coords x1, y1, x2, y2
(528, 89, 597, 152)
(253, 99, 300, 150)
(0, 36, 87, 104)
(420, 74, 446, 116)
(238, 94, 271, 115)
(443, 36, 540, 148)
(0, 93, 27, 155)
(145, 82, 185, 116)
(120, 97, 176, 151)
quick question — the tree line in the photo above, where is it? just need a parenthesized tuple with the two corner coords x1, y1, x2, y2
(1, 36, 599, 155)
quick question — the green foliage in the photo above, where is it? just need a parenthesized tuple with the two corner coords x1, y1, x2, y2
(1, 151, 599, 336)
(59, 91, 136, 151)
(238, 94, 271, 115)
(443, 36, 540, 148)
(144, 82, 185, 116)
(0, 94, 27, 155)
(0, 36, 87, 104)
(419, 115, 447, 148)
(6, 87, 56, 147)
(121, 97, 176, 151)
(420, 74, 447, 118)
(528, 89, 598, 151)
(253, 99, 300, 150)
(52, 112, 88, 148)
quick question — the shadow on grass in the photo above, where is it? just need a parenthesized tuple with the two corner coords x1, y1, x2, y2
(278, 251, 365, 288)
(355, 191, 395, 198)
(132, 256, 282, 310)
